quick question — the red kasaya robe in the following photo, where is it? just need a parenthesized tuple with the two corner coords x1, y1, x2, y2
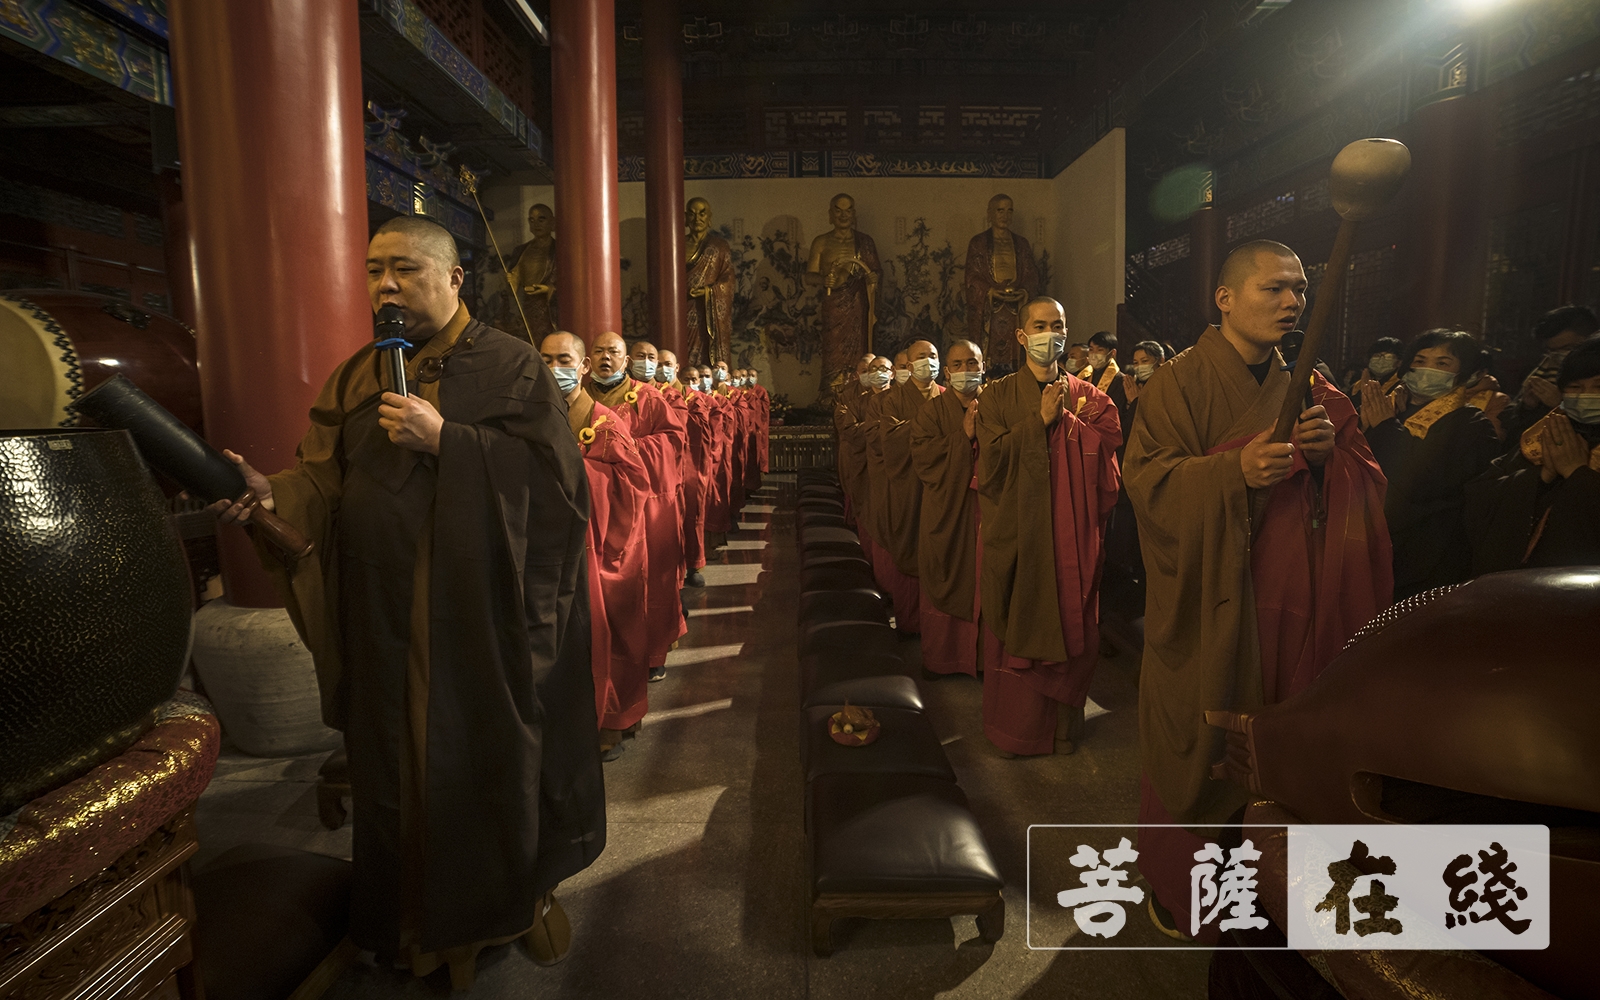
(680, 390, 715, 570)
(590, 376, 687, 669)
(722, 388, 748, 516)
(1124, 327, 1391, 939)
(702, 391, 734, 534)
(572, 394, 650, 731)
(976, 371, 1122, 756)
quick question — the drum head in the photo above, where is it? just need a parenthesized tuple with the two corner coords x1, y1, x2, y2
(0, 294, 77, 429)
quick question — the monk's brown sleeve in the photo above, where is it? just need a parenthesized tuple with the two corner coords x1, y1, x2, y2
(1123, 368, 1249, 584)
(258, 355, 359, 728)
(909, 396, 966, 495)
(975, 377, 1047, 504)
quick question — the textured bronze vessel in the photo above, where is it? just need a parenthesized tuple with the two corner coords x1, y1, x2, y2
(0, 428, 192, 813)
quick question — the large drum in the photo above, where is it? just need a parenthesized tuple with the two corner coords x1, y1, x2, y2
(0, 290, 201, 432)
(0, 428, 193, 815)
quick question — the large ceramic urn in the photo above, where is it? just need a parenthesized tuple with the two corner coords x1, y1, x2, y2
(0, 428, 192, 814)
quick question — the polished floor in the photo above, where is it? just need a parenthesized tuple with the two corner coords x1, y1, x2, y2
(193, 476, 1212, 997)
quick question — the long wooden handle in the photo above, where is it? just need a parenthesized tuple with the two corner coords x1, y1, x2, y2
(1271, 217, 1359, 443)
(236, 489, 315, 558)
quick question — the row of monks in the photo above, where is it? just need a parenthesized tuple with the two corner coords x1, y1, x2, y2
(835, 240, 1401, 940)
(535, 332, 771, 759)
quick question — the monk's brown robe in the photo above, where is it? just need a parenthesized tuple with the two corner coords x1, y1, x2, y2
(977, 370, 1122, 753)
(261, 304, 604, 960)
(1124, 326, 1390, 934)
(861, 381, 927, 634)
(964, 228, 1038, 371)
(909, 388, 981, 676)
(686, 234, 735, 367)
(833, 384, 874, 522)
(874, 378, 943, 575)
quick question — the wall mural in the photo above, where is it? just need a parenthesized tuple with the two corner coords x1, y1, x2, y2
(609, 214, 1049, 417)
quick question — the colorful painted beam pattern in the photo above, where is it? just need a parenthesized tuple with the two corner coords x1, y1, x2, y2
(0, 0, 171, 105)
(365, 0, 540, 155)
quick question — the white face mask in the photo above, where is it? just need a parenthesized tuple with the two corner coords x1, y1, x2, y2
(1561, 393, 1600, 425)
(1133, 363, 1155, 381)
(659, 364, 676, 383)
(630, 358, 656, 381)
(700, 377, 713, 392)
(947, 371, 984, 394)
(714, 368, 728, 383)
(747, 373, 758, 385)
(911, 357, 940, 381)
(1026, 332, 1067, 366)
(865, 369, 892, 389)
(895, 369, 913, 385)
(1087, 350, 1109, 369)
(1367, 354, 1399, 377)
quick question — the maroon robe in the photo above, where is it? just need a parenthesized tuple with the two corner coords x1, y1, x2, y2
(910, 389, 982, 677)
(589, 377, 687, 669)
(676, 390, 713, 570)
(703, 392, 734, 534)
(573, 396, 650, 730)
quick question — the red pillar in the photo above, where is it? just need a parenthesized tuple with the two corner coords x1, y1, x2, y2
(551, 0, 623, 340)
(168, 0, 371, 607)
(644, 0, 686, 357)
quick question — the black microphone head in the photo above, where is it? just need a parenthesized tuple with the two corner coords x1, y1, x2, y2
(375, 304, 405, 339)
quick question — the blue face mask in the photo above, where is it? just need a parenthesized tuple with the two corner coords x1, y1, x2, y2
(630, 358, 656, 380)
(714, 368, 727, 384)
(700, 377, 713, 392)
(947, 371, 984, 394)
(551, 366, 580, 396)
(659, 364, 676, 383)
(592, 368, 626, 388)
(1562, 393, 1600, 425)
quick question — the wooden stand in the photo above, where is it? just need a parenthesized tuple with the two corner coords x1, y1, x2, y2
(0, 810, 203, 1000)
(810, 890, 1004, 957)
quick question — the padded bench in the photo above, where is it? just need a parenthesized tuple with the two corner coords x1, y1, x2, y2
(799, 620, 898, 661)
(798, 589, 890, 629)
(808, 773, 1004, 956)
(800, 704, 954, 783)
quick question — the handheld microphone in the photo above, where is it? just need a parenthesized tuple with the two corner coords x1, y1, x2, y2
(374, 304, 410, 398)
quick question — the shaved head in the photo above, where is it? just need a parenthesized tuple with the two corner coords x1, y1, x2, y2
(540, 331, 585, 360)
(947, 340, 982, 366)
(595, 331, 626, 352)
(373, 215, 459, 270)
(659, 349, 678, 367)
(1218, 240, 1298, 292)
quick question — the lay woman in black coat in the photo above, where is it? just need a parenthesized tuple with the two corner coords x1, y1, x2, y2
(1356, 329, 1501, 599)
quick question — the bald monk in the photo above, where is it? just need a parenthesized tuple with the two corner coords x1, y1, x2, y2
(212, 217, 598, 986)
(678, 365, 714, 587)
(656, 348, 682, 395)
(833, 354, 880, 524)
(910, 339, 986, 677)
(588, 333, 687, 684)
(540, 332, 650, 761)
(977, 297, 1122, 758)
(863, 341, 944, 635)
(1125, 239, 1391, 938)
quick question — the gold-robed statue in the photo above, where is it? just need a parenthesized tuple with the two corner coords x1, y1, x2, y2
(507, 203, 557, 341)
(963, 193, 1039, 371)
(685, 197, 736, 367)
(806, 193, 881, 397)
